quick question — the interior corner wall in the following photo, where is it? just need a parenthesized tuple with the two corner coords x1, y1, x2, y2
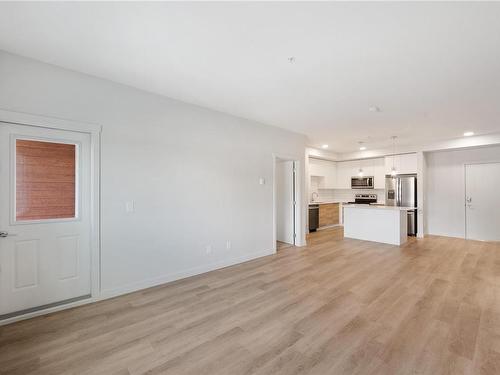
(0, 51, 307, 297)
(425, 145, 500, 238)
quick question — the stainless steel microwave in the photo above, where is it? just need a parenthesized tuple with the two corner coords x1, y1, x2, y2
(351, 176, 374, 189)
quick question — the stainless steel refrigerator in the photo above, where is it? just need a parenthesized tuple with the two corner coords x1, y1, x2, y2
(385, 174, 417, 236)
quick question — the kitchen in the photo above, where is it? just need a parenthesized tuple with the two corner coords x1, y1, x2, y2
(308, 153, 419, 245)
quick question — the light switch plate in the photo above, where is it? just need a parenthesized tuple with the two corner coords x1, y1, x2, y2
(125, 201, 135, 213)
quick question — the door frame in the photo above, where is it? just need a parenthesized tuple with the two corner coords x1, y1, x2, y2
(464, 160, 500, 240)
(0, 109, 101, 325)
(272, 154, 305, 251)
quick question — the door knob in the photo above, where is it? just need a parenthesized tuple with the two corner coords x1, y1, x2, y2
(0, 231, 8, 238)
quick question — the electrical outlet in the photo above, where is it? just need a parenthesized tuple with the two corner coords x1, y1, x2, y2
(205, 245, 212, 254)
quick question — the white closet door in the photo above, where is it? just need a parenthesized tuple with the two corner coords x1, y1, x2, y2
(276, 160, 295, 245)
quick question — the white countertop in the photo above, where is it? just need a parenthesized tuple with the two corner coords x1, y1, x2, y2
(309, 201, 388, 206)
(343, 204, 415, 211)
(309, 201, 346, 205)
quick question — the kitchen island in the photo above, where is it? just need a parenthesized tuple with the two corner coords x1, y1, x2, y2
(343, 205, 415, 245)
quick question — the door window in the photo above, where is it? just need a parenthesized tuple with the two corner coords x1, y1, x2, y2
(15, 139, 77, 221)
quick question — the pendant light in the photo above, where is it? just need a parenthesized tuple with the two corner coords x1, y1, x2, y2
(390, 136, 398, 176)
(358, 142, 364, 176)
(358, 158, 364, 176)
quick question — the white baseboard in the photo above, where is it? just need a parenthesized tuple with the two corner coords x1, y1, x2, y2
(0, 249, 275, 326)
(426, 231, 465, 239)
(98, 249, 275, 300)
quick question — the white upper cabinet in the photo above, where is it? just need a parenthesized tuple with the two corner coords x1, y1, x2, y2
(310, 156, 390, 190)
(309, 158, 336, 188)
(308, 158, 322, 177)
(334, 160, 353, 189)
(335, 158, 385, 189)
(384, 153, 417, 175)
(370, 158, 386, 189)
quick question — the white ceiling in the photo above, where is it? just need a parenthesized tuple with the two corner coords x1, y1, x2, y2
(1, 2, 500, 152)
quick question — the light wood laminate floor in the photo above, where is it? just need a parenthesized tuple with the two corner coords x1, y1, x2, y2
(1, 228, 500, 375)
(276, 241, 295, 251)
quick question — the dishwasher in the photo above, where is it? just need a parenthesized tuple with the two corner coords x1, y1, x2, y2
(308, 204, 319, 232)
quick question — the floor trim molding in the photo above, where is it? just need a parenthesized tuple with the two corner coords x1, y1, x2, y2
(1, 249, 275, 326)
(99, 249, 275, 300)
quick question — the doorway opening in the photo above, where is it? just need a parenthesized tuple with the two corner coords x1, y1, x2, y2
(275, 158, 297, 250)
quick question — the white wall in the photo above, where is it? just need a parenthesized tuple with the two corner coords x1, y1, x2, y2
(425, 145, 500, 238)
(0, 51, 307, 297)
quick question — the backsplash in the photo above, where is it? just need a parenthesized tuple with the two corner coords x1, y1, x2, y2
(312, 188, 386, 204)
(310, 176, 323, 196)
(310, 176, 385, 203)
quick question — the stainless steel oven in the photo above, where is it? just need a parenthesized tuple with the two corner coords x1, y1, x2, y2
(351, 176, 374, 189)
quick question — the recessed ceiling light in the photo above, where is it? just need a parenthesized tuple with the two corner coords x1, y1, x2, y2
(369, 106, 381, 112)
(464, 131, 474, 137)
(321, 144, 329, 149)
(359, 146, 367, 151)
(358, 141, 366, 151)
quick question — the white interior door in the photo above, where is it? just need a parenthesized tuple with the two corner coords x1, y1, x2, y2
(0, 122, 92, 318)
(465, 162, 500, 241)
(276, 160, 295, 245)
